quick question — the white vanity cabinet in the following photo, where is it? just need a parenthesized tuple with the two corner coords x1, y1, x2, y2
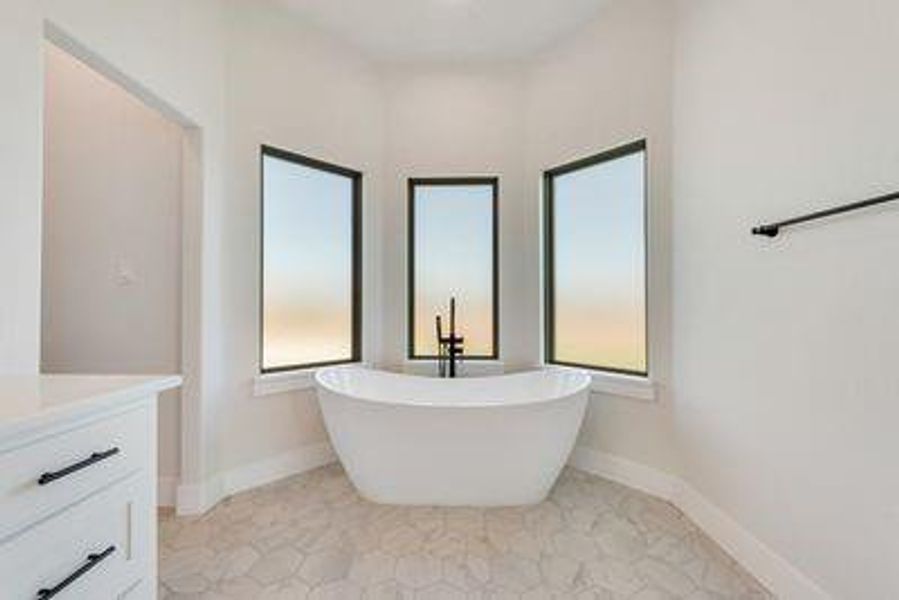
(0, 375, 180, 600)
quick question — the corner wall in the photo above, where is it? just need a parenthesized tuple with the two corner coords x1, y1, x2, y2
(5, 0, 230, 500)
(672, 1, 899, 597)
(379, 62, 529, 370)
(0, 4, 42, 375)
(525, 0, 678, 475)
(218, 0, 386, 473)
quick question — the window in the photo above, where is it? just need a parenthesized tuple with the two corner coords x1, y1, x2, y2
(260, 145, 361, 372)
(544, 140, 647, 376)
(408, 178, 498, 359)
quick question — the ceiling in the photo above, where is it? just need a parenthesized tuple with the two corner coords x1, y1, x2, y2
(275, 0, 610, 62)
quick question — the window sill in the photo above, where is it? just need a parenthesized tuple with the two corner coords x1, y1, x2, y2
(402, 360, 505, 378)
(254, 361, 655, 400)
(587, 370, 656, 401)
(254, 363, 363, 397)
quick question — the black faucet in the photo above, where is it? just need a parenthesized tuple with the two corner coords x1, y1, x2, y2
(435, 297, 464, 378)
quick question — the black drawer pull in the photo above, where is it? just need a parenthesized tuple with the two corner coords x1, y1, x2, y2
(37, 447, 120, 486)
(36, 545, 116, 599)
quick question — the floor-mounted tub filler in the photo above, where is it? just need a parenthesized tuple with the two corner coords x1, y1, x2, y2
(315, 366, 590, 506)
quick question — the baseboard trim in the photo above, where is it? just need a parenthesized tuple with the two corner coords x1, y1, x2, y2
(568, 445, 830, 600)
(175, 476, 222, 516)
(672, 482, 830, 600)
(175, 442, 337, 516)
(569, 445, 679, 501)
(157, 475, 178, 508)
(221, 442, 336, 497)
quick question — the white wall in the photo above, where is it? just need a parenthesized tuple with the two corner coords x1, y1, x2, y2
(672, 1, 899, 597)
(42, 42, 184, 481)
(219, 0, 386, 471)
(0, 4, 42, 375)
(2, 0, 230, 499)
(6, 4, 895, 595)
(213, 0, 680, 485)
(380, 63, 529, 370)
(525, 0, 678, 474)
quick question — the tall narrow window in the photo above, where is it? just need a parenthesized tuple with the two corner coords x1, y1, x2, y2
(260, 145, 361, 372)
(409, 178, 498, 359)
(544, 140, 647, 376)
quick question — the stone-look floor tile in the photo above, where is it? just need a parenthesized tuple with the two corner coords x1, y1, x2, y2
(524, 501, 565, 541)
(489, 553, 541, 592)
(521, 585, 571, 600)
(415, 582, 466, 600)
(506, 530, 542, 561)
(425, 530, 467, 559)
(160, 546, 216, 581)
(443, 554, 490, 591)
(164, 573, 210, 595)
(583, 558, 646, 597)
(158, 466, 774, 600)
(632, 586, 679, 600)
(539, 553, 587, 592)
(214, 575, 265, 598)
(477, 586, 520, 600)
(685, 590, 729, 600)
(301, 545, 356, 586)
(701, 556, 756, 597)
(309, 580, 364, 600)
(635, 557, 698, 597)
(364, 580, 414, 600)
(204, 545, 260, 582)
(381, 525, 427, 556)
(350, 550, 397, 585)
(575, 587, 619, 600)
(444, 508, 484, 536)
(551, 530, 600, 562)
(250, 546, 304, 585)
(396, 553, 443, 588)
(592, 517, 648, 562)
(407, 507, 445, 536)
(259, 576, 313, 599)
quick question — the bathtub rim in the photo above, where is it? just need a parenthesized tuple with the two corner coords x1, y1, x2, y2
(314, 365, 591, 409)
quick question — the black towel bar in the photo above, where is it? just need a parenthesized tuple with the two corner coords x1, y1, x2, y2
(752, 190, 899, 237)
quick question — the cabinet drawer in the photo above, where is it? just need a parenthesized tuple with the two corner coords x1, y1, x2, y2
(0, 405, 151, 540)
(0, 473, 150, 600)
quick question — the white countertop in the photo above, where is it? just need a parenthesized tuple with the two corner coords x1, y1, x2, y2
(0, 374, 182, 441)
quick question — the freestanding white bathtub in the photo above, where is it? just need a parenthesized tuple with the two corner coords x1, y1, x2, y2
(315, 366, 590, 506)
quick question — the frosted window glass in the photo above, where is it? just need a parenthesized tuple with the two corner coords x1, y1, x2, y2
(262, 152, 358, 371)
(411, 182, 496, 358)
(549, 148, 647, 374)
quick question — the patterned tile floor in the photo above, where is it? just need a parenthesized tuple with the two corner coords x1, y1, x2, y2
(159, 464, 773, 599)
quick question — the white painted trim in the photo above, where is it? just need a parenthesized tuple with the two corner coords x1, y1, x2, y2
(175, 477, 221, 516)
(569, 445, 831, 600)
(254, 369, 316, 396)
(255, 364, 654, 401)
(221, 442, 336, 496)
(569, 445, 678, 501)
(175, 442, 337, 515)
(402, 360, 505, 378)
(254, 363, 367, 396)
(673, 482, 830, 600)
(157, 475, 178, 508)
(588, 371, 656, 401)
(546, 366, 656, 401)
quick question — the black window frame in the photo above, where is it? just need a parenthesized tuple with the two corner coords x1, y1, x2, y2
(407, 177, 500, 361)
(259, 144, 363, 374)
(543, 139, 649, 377)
